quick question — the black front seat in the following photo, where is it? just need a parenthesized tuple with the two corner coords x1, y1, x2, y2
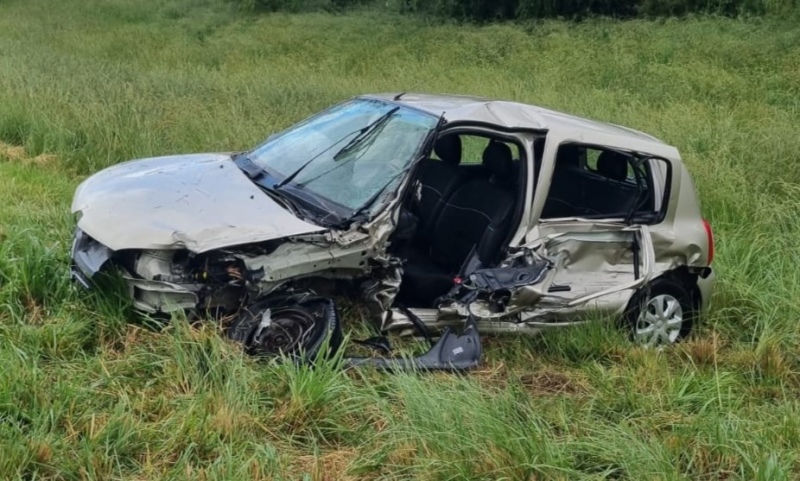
(398, 140, 517, 306)
(410, 134, 463, 246)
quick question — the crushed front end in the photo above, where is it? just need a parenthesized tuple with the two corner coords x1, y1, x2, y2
(70, 228, 250, 315)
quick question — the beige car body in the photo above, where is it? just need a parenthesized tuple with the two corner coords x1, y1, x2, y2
(70, 93, 714, 337)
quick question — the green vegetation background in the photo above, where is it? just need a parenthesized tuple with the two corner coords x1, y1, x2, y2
(236, 0, 798, 19)
(1, 0, 800, 479)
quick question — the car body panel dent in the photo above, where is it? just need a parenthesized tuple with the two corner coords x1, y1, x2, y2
(382, 225, 655, 334)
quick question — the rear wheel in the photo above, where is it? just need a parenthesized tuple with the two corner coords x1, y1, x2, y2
(624, 277, 695, 348)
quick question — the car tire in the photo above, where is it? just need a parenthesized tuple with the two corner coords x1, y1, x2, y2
(226, 297, 342, 361)
(623, 276, 696, 348)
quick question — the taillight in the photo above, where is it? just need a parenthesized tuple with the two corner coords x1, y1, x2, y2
(702, 219, 714, 265)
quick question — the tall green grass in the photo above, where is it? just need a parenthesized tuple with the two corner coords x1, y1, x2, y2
(2, 0, 800, 478)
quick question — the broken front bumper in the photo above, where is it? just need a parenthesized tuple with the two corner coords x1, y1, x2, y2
(70, 228, 112, 288)
(70, 228, 200, 312)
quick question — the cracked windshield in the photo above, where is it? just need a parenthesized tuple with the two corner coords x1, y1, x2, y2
(249, 99, 437, 211)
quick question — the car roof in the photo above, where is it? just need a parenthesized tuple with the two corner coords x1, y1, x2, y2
(361, 92, 677, 158)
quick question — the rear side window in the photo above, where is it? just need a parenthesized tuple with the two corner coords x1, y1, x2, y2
(541, 143, 669, 222)
(585, 148, 636, 181)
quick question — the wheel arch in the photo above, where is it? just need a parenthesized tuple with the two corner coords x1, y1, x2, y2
(652, 265, 702, 312)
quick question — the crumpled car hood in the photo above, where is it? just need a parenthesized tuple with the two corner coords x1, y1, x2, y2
(71, 153, 326, 253)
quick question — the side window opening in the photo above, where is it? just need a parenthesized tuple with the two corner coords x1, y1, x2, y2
(584, 147, 636, 182)
(426, 132, 522, 168)
(451, 134, 521, 164)
(541, 143, 668, 222)
(408, 132, 527, 241)
(428, 133, 523, 185)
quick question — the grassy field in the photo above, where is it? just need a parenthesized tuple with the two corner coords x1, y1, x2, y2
(2, 0, 800, 479)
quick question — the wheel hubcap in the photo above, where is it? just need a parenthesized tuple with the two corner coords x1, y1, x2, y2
(634, 294, 683, 348)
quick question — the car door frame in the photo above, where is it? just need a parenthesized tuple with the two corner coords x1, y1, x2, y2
(512, 129, 680, 322)
(425, 124, 538, 256)
(380, 125, 538, 332)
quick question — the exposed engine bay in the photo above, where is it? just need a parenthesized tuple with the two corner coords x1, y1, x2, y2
(128, 249, 248, 312)
(71, 226, 489, 370)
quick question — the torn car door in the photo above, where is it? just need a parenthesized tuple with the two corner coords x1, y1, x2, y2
(512, 222, 655, 326)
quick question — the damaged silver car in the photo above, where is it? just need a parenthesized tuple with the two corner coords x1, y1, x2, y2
(70, 93, 715, 367)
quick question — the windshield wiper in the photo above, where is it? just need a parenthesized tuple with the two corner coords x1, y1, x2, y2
(274, 106, 400, 191)
(332, 106, 399, 161)
(263, 186, 301, 213)
(266, 186, 344, 227)
(273, 144, 336, 190)
(272, 111, 397, 191)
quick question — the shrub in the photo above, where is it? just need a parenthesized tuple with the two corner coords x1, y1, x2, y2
(232, 0, 371, 12)
(231, 0, 795, 19)
(405, 0, 777, 19)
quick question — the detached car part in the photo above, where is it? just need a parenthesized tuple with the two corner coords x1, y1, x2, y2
(344, 313, 482, 371)
(223, 294, 482, 372)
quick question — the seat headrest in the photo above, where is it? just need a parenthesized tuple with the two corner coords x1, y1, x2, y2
(433, 134, 462, 166)
(555, 144, 582, 169)
(596, 151, 629, 182)
(482, 141, 513, 180)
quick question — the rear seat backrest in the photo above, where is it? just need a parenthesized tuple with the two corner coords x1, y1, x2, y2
(596, 151, 629, 182)
(429, 141, 517, 270)
(590, 150, 637, 215)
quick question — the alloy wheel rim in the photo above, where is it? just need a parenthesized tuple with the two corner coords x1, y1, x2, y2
(634, 294, 683, 348)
